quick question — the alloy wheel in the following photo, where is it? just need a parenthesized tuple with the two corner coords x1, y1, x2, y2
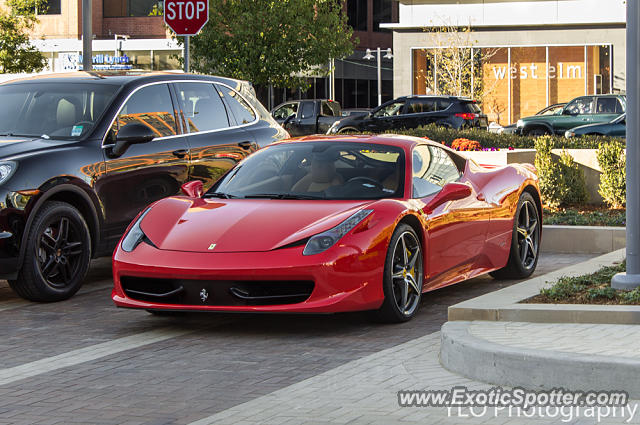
(516, 200, 539, 270)
(390, 231, 422, 316)
(37, 216, 84, 288)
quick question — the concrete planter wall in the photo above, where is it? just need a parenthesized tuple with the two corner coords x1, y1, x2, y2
(461, 148, 603, 204)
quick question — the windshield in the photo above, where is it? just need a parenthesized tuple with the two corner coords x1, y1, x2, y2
(211, 142, 405, 200)
(0, 82, 120, 140)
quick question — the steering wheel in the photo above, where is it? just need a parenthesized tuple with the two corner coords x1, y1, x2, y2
(346, 176, 384, 190)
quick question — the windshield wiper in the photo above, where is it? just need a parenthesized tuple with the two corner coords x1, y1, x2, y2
(243, 193, 325, 200)
(204, 192, 237, 199)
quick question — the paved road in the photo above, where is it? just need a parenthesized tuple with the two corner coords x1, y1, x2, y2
(0, 253, 594, 424)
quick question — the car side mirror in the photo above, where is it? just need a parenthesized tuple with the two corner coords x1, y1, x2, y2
(423, 182, 472, 214)
(110, 123, 155, 157)
(181, 180, 204, 198)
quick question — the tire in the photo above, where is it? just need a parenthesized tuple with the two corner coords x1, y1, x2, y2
(10, 201, 92, 302)
(371, 224, 423, 323)
(337, 127, 360, 134)
(526, 127, 550, 136)
(490, 192, 540, 280)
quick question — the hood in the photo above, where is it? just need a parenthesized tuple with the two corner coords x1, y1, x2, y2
(139, 197, 373, 253)
(0, 136, 70, 160)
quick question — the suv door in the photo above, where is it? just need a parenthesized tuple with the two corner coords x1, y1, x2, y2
(317, 101, 339, 134)
(558, 96, 595, 131)
(98, 82, 190, 247)
(592, 96, 624, 125)
(404, 98, 439, 129)
(366, 100, 407, 132)
(173, 81, 257, 191)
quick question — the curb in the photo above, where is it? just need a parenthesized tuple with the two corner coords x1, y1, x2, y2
(440, 321, 640, 397)
(448, 249, 635, 324)
(542, 225, 625, 254)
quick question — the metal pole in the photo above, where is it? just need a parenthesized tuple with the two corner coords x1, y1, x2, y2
(184, 36, 190, 73)
(612, 0, 640, 289)
(377, 47, 382, 106)
(81, 0, 92, 71)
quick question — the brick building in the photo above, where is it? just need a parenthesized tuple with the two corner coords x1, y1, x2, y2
(382, 0, 626, 125)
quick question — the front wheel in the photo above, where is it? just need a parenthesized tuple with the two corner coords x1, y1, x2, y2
(371, 224, 423, 323)
(490, 192, 540, 280)
(526, 127, 550, 136)
(10, 201, 91, 302)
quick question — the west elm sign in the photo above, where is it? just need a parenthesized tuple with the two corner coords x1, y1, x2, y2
(491, 63, 583, 80)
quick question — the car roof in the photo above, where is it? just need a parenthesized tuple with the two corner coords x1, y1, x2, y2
(271, 134, 450, 151)
(0, 71, 243, 88)
(404, 95, 474, 101)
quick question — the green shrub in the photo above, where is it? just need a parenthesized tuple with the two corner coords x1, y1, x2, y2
(586, 286, 617, 300)
(539, 277, 588, 301)
(534, 136, 588, 207)
(596, 140, 626, 208)
(389, 124, 618, 149)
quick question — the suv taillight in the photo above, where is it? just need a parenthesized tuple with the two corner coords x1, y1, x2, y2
(455, 113, 478, 120)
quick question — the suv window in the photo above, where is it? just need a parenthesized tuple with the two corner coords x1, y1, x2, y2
(436, 99, 452, 110)
(175, 82, 228, 133)
(564, 97, 593, 115)
(412, 145, 461, 198)
(111, 84, 177, 138)
(273, 102, 298, 120)
(215, 84, 256, 125)
(373, 101, 405, 117)
(407, 99, 436, 114)
(300, 102, 315, 119)
(463, 102, 482, 113)
(596, 97, 624, 114)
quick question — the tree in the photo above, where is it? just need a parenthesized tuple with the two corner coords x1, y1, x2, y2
(186, 0, 355, 89)
(0, 0, 47, 73)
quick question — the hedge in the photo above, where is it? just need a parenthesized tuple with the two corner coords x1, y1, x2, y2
(597, 140, 626, 208)
(389, 124, 620, 150)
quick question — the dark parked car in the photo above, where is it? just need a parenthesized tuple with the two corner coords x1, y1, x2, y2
(565, 113, 626, 138)
(271, 99, 342, 136)
(516, 95, 626, 136)
(0, 72, 287, 301)
(327, 95, 488, 134)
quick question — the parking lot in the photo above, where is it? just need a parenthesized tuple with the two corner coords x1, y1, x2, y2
(0, 253, 594, 424)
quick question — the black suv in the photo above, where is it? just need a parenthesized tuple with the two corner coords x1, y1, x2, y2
(0, 72, 287, 301)
(327, 95, 488, 134)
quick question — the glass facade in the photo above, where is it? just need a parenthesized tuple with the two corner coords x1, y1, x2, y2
(103, 0, 163, 17)
(413, 44, 613, 124)
(347, 0, 368, 31)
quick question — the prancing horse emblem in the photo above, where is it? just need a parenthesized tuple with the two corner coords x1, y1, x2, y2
(200, 289, 209, 303)
(208, 243, 216, 250)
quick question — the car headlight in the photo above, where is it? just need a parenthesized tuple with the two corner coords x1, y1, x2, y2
(121, 208, 152, 252)
(0, 161, 17, 185)
(516, 120, 524, 128)
(565, 130, 575, 138)
(303, 209, 373, 255)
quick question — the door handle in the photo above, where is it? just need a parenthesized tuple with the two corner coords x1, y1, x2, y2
(172, 149, 189, 158)
(238, 141, 253, 150)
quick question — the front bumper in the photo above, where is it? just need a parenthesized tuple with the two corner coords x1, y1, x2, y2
(112, 242, 386, 313)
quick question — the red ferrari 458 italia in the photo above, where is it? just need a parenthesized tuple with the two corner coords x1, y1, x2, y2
(112, 135, 541, 322)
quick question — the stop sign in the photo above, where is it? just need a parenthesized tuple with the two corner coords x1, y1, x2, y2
(164, 0, 209, 36)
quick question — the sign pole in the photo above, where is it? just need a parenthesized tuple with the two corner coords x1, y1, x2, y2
(82, 0, 92, 71)
(184, 35, 190, 73)
(612, 0, 640, 289)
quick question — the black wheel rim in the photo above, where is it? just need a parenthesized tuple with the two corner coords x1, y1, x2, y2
(36, 216, 84, 288)
(516, 200, 539, 270)
(391, 231, 422, 317)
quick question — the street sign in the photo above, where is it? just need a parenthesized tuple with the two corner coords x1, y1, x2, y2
(164, 0, 209, 36)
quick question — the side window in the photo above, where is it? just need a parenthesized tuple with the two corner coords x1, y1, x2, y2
(300, 102, 315, 119)
(273, 103, 298, 120)
(596, 97, 619, 114)
(412, 145, 461, 198)
(565, 97, 593, 115)
(175, 82, 229, 133)
(615, 99, 624, 114)
(215, 84, 256, 125)
(321, 102, 334, 116)
(111, 84, 177, 138)
(436, 99, 452, 111)
(407, 100, 436, 114)
(373, 101, 405, 117)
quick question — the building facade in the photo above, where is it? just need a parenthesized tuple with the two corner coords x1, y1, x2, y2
(16, 0, 397, 110)
(382, 0, 626, 125)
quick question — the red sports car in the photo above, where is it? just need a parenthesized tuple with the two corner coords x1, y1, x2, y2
(112, 135, 541, 322)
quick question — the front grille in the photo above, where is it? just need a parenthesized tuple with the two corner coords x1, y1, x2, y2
(121, 276, 314, 306)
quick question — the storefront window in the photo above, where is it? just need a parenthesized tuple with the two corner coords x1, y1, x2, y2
(413, 44, 613, 125)
(103, 0, 163, 17)
(41, 0, 61, 14)
(153, 50, 180, 70)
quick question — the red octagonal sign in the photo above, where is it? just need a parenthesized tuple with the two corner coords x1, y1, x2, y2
(164, 0, 209, 36)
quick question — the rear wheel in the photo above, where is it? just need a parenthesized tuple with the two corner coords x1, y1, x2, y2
(490, 192, 540, 280)
(10, 201, 91, 302)
(371, 224, 423, 323)
(526, 127, 550, 136)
